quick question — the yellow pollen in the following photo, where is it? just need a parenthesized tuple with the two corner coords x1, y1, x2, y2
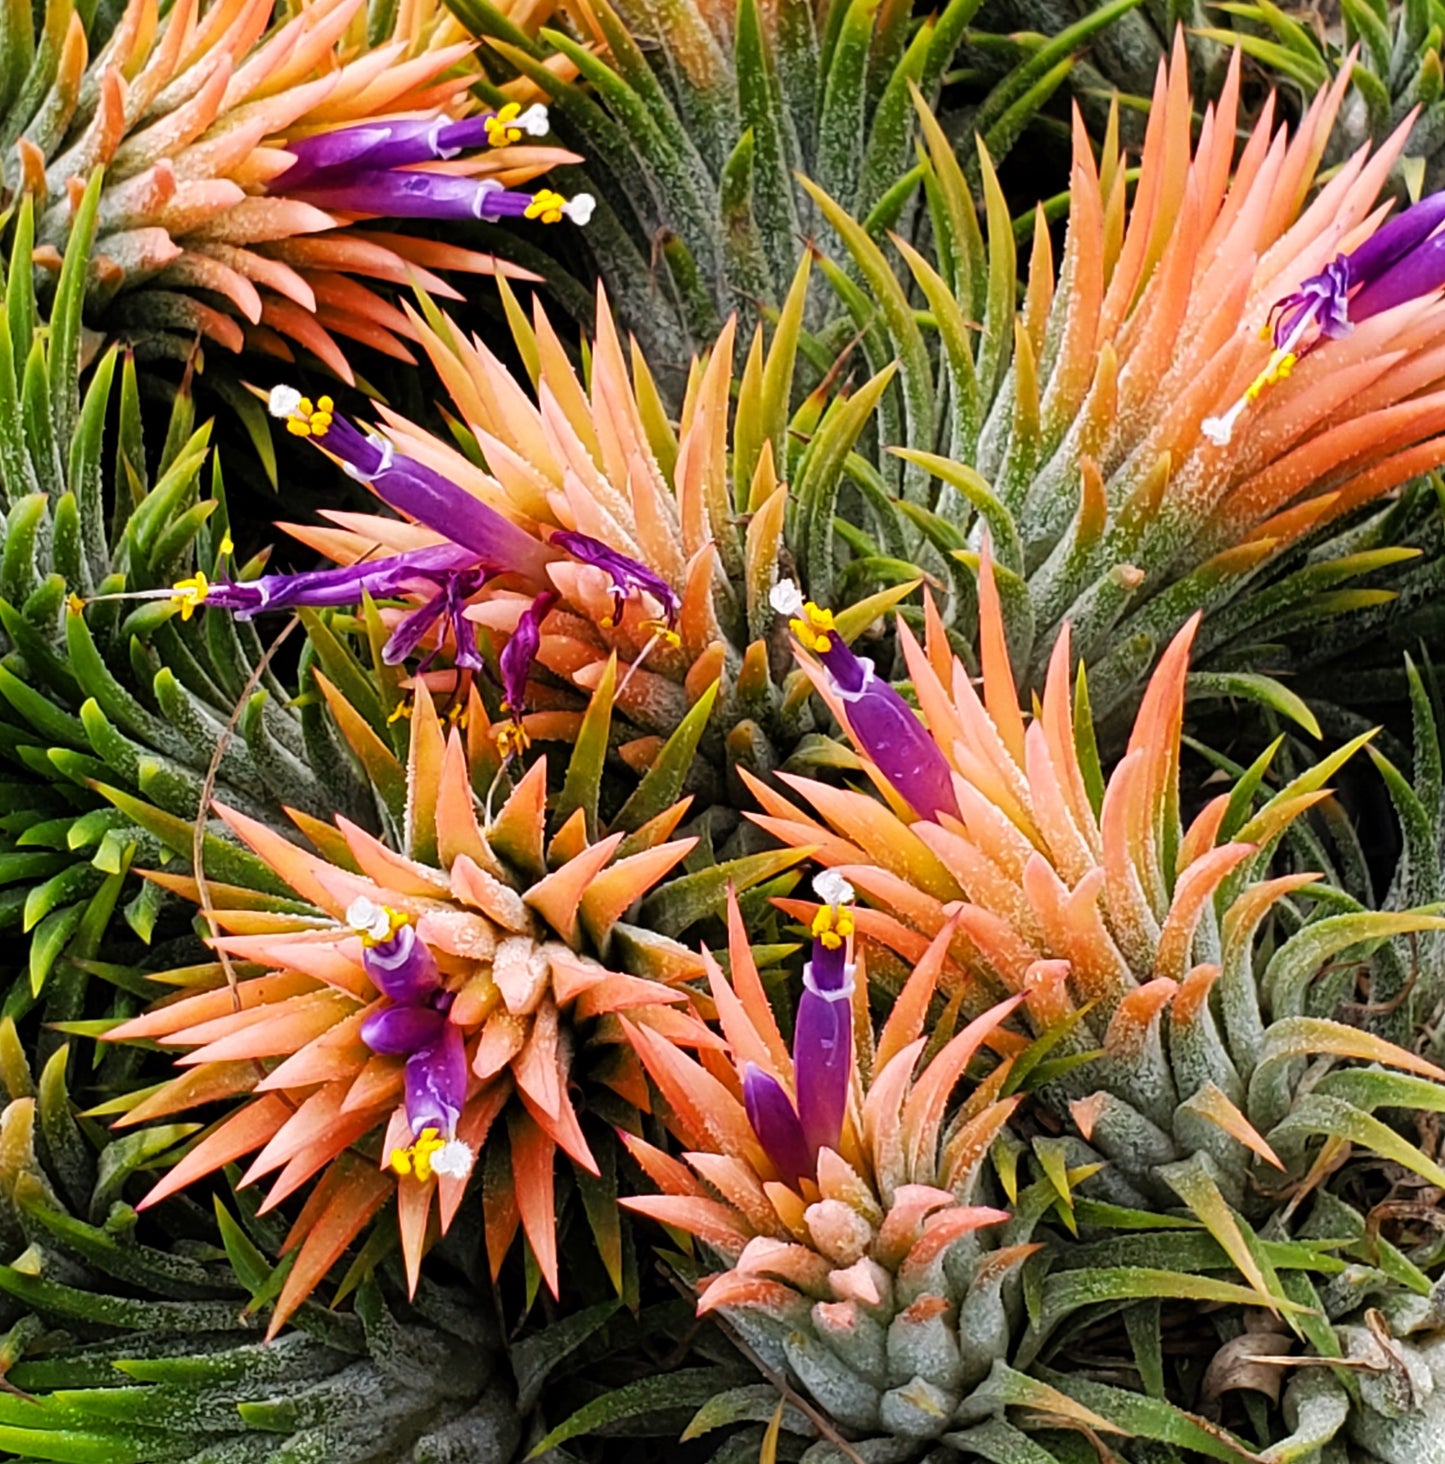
(390, 1128, 446, 1182)
(387, 700, 413, 724)
(218, 531, 234, 557)
(642, 618, 680, 647)
(358, 904, 410, 947)
(284, 394, 334, 438)
(495, 720, 531, 758)
(170, 572, 210, 620)
(485, 103, 523, 147)
(600, 614, 616, 629)
(810, 905, 855, 948)
(1244, 349, 1295, 403)
(525, 189, 567, 225)
(791, 601, 836, 655)
(66, 592, 85, 616)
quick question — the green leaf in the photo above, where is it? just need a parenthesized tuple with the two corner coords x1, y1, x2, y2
(527, 1368, 729, 1456)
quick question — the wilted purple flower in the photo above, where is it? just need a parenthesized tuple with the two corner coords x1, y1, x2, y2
(742, 872, 857, 1187)
(772, 580, 960, 822)
(1204, 189, 1445, 444)
(550, 529, 680, 631)
(493, 590, 557, 757)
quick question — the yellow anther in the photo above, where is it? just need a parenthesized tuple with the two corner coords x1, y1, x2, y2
(642, 618, 681, 647)
(1244, 349, 1296, 404)
(810, 904, 855, 949)
(353, 903, 410, 947)
(388, 699, 413, 724)
(485, 103, 523, 147)
(445, 700, 470, 730)
(495, 719, 531, 758)
(790, 602, 836, 656)
(66, 592, 85, 616)
(524, 189, 567, 224)
(284, 393, 335, 438)
(218, 531, 234, 557)
(170, 572, 210, 620)
(390, 1128, 446, 1182)
(600, 614, 616, 629)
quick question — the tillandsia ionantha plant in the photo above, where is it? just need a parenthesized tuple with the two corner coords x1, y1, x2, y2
(736, 551, 1445, 1449)
(793, 41, 1445, 734)
(99, 680, 810, 1329)
(10, 0, 595, 375)
(449, 0, 1149, 365)
(0, 1025, 525, 1463)
(615, 880, 1378, 1462)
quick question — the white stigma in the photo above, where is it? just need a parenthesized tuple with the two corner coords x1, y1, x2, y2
(813, 870, 855, 909)
(267, 384, 302, 420)
(562, 192, 596, 226)
(1200, 411, 1236, 447)
(346, 896, 391, 942)
(518, 103, 550, 136)
(431, 1139, 475, 1180)
(769, 578, 805, 617)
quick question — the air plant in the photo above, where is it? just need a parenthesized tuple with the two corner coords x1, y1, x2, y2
(618, 883, 1334, 1458)
(793, 42, 1445, 733)
(98, 681, 787, 1330)
(729, 550, 1445, 1442)
(15, 0, 590, 375)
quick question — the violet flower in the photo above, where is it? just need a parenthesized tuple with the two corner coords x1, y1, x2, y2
(772, 580, 959, 822)
(743, 872, 858, 1187)
(1204, 189, 1445, 445)
(276, 104, 594, 227)
(550, 529, 680, 633)
(348, 897, 474, 1184)
(279, 106, 551, 191)
(495, 590, 557, 757)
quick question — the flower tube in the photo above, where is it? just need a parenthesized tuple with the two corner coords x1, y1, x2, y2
(772, 580, 959, 822)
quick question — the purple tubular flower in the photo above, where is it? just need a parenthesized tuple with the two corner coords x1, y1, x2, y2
(202, 544, 478, 619)
(405, 1022, 469, 1137)
(794, 939, 854, 1160)
(549, 529, 679, 626)
(381, 566, 490, 671)
(361, 1003, 447, 1055)
(819, 636, 959, 822)
(269, 390, 559, 583)
(361, 923, 441, 1005)
(499, 591, 557, 713)
(287, 173, 593, 227)
(743, 1064, 813, 1186)
(1350, 230, 1445, 322)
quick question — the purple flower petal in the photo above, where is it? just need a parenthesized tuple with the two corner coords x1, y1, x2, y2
(1349, 231, 1445, 323)
(499, 591, 557, 715)
(793, 971, 852, 1162)
(204, 544, 477, 620)
(1345, 190, 1445, 283)
(405, 1022, 469, 1137)
(833, 662, 959, 822)
(742, 1064, 813, 1186)
(381, 568, 490, 671)
(362, 923, 441, 1004)
(549, 530, 679, 624)
(361, 1003, 447, 1055)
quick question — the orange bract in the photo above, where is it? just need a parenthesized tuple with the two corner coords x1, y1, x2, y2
(41, 0, 582, 370)
(105, 682, 708, 1332)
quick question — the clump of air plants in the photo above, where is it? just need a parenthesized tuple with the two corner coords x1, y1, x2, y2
(19, 0, 592, 372)
(803, 40, 1445, 729)
(101, 682, 730, 1330)
(621, 878, 1043, 1445)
